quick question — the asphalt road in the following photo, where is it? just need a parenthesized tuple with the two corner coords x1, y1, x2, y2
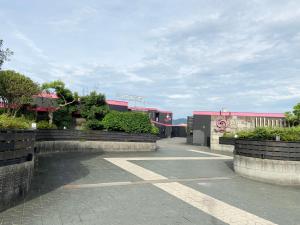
(1, 138, 299, 225)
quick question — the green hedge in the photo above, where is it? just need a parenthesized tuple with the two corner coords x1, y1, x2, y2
(0, 114, 32, 129)
(102, 111, 157, 134)
(37, 120, 57, 129)
(85, 119, 104, 130)
(224, 127, 300, 142)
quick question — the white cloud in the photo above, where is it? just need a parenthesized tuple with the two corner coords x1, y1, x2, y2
(168, 94, 192, 99)
(14, 30, 48, 59)
(2, 0, 300, 117)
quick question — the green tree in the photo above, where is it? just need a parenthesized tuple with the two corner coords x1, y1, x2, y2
(285, 111, 297, 127)
(80, 91, 109, 130)
(293, 103, 300, 121)
(0, 70, 39, 117)
(0, 40, 13, 70)
(285, 102, 300, 127)
(42, 80, 78, 127)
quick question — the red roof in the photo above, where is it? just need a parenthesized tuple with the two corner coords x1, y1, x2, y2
(158, 110, 172, 114)
(106, 100, 128, 107)
(33, 92, 59, 99)
(129, 107, 172, 114)
(33, 107, 59, 112)
(151, 120, 172, 127)
(0, 102, 17, 109)
(193, 111, 285, 118)
(0, 102, 59, 112)
(151, 121, 185, 127)
(129, 106, 158, 112)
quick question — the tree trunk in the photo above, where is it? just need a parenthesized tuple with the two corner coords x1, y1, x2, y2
(49, 111, 53, 125)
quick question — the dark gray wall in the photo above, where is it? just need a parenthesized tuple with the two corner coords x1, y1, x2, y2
(192, 115, 211, 146)
(108, 105, 128, 112)
(171, 126, 187, 137)
(186, 116, 193, 144)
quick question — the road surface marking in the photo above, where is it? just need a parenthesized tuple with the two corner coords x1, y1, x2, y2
(154, 182, 277, 225)
(105, 157, 277, 225)
(188, 149, 233, 159)
(63, 177, 232, 190)
(105, 156, 230, 161)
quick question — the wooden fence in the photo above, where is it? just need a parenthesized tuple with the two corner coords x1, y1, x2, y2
(235, 139, 300, 161)
(0, 130, 35, 166)
(35, 129, 158, 143)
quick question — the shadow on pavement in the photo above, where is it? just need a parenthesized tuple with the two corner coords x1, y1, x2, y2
(9, 152, 101, 210)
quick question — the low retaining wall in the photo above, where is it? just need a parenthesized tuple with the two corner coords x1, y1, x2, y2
(36, 141, 157, 154)
(36, 129, 158, 143)
(0, 130, 35, 212)
(0, 160, 34, 212)
(35, 129, 158, 153)
(234, 139, 300, 185)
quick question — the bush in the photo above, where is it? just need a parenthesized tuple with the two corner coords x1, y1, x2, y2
(102, 111, 154, 134)
(227, 127, 300, 141)
(0, 114, 32, 129)
(151, 125, 159, 135)
(85, 119, 104, 130)
(37, 120, 57, 129)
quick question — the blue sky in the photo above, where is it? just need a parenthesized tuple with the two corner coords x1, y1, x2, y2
(1, 0, 300, 118)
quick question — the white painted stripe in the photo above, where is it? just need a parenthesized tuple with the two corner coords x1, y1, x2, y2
(63, 177, 232, 190)
(188, 149, 233, 159)
(105, 157, 277, 225)
(105, 156, 230, 161)
(63, 181, 132, 189)
(105, 158, 167, 180)
(154, 182, 277, 225)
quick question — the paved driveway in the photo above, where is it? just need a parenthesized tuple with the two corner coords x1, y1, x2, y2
(1, 138, 300, 225)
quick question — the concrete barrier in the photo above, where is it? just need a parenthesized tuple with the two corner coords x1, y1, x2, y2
(233, 139, 300, 185)
(36, 140, 157, 154)
(0, 160, 34, 212)
(234, 155, 300, 185)
(0, 130, 36, 212)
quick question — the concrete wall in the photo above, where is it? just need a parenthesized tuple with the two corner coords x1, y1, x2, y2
(234, 155, 300, 185)
(0, 160, 34, 212)
(210, 116, 255, 152)
(36, 141, 157, 154)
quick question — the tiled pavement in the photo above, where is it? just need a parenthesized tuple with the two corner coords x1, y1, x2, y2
(1, 138, 300, 225)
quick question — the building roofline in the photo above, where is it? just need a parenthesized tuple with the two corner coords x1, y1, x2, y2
(129, 106, 158, 111)
(33, 92, 59, 99)
(193, 111, 285, 118)
(129, 106, 172, 114)
(106, 100, 128, 107)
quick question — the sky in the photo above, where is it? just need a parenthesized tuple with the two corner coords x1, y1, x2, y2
(1, 0, 300, 119)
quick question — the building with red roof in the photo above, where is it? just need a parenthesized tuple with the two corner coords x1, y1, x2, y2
(187, 110, 286, 152)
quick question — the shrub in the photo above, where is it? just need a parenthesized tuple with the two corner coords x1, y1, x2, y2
(226, 127, 300, 141)
(102, 111, 154, 134)
(37, 120, 57, 129)
(85, 119, 104, 130)
(0, 114, 32, 129)
(151, 125, 159, 135)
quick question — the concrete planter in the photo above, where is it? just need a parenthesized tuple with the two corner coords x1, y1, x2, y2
(0, 130, 35, 212)
(36, 141, 157, 154)
(233, 139, 300, 185)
